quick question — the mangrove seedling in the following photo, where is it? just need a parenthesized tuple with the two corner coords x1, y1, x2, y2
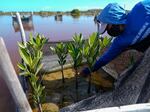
(50, 42, 68, 83)
(27, 33, 48, 57)
(27, 33, 48, 83)
(18, 34, 47, 112)
(84, 34, 112, 94)
(68, 33, 84, 91)
(83, 32, 100, 94)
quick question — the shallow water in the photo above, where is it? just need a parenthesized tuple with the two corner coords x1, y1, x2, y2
(0, 15, 97, 70)
(0, 15, 97, 111)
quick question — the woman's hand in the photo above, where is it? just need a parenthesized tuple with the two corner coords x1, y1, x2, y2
(79, 67, 90, 78)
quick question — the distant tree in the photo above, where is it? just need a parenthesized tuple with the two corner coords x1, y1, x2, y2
(0, 11, 3, 15)
(71, 9, 80, 16)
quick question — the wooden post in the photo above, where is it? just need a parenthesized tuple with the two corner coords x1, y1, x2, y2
(0, 37, 32, 112)
(16, 12, 28, 93)
(16, 12, 27, 46)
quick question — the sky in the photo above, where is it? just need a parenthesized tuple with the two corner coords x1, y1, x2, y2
(0, 0, 141, 12)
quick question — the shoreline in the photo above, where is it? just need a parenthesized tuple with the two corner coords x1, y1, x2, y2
(0, 9, 100, 16)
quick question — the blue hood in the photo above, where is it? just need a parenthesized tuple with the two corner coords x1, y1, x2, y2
(97, 3, 127, 24)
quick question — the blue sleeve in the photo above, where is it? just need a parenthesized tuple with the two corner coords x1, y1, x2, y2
(90, 1, 150, 73)
(92, 36, 129, 72)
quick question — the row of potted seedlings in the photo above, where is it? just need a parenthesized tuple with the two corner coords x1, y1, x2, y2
(18, 32, 111, 112)
(51, 33, 111, 97)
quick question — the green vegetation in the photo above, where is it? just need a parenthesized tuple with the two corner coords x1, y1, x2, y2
(67, 34, 84, 100)
(71, 9, 80, 16)
(0, 9, 102, 16)
(18, 34, 48, 112)
(50, 43, 68, 83)
(16, 31, 112, 111)
(83, 33, 100, 94)
(37, 11, 56, 16)
(99, 36, 112, 49)
(83, 33, 112, 94)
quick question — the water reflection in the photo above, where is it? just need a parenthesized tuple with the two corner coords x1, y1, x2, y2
(71, 15, 80, 20)
(32, 15, 97, 41)
(54, 14, 63, 22)
(12, 15, 34, 32)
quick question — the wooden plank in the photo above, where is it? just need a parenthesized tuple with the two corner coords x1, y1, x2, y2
(0, 37, 32, 112)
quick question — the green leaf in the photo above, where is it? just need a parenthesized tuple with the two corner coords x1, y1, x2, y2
(17, 63, 26, 71)
(29, 33, 37, 47)
(83, 32, 101, 70)
(31, 57, 40, 70)
(35, 63, 43, 75)
(19, 71, 30, 76)
(30, 74, 38, 83)
(58, 60, 61, 65)
(103, 36, 112, 47)
(89, 32, 97, 46)
(19, 48, 31, 66)
(36, 34, 41, 45)
(18, 42, 26, 49)
(62, 60, 66, 65)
